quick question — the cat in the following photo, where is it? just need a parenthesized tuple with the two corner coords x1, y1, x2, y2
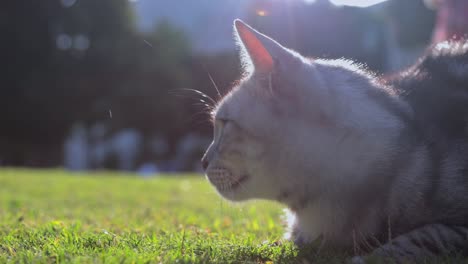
(201, 19, 468, 263)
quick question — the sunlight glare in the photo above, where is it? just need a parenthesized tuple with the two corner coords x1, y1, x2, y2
(256, 10, 268, 16)
(330, 0, 389, 7)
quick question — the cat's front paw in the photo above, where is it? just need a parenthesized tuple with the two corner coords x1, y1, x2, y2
(287, 227, 314, 248)
(292, 233, 310, 248)
(283, 209, 322, 249)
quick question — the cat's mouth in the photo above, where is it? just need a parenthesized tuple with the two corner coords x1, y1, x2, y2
(227, 174, 249, 190)
(213, 175, 249, 192)
(206, 168, 250, 192)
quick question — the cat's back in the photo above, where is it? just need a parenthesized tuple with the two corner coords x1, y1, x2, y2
(389, 41, 468, 142)
(387, 41, 468, 226)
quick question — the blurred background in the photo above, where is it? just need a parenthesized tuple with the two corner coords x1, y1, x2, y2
(1, 0, 467, 174)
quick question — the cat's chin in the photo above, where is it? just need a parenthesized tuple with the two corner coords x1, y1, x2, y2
(214, 175, 251, 201)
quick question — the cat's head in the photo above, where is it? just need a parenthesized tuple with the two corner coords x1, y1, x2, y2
(202, 20, 406, 202)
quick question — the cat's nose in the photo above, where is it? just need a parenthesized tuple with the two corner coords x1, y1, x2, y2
(201, 157, 209, 171)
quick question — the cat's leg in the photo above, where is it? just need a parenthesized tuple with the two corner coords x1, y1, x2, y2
(283, 208, 321, 247)
(288, 222, 316, 247)
(284, 212, 310, 247)
(352, 224, 468, 263)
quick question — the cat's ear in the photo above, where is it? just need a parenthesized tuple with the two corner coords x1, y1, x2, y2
(234, 19, 298, 75)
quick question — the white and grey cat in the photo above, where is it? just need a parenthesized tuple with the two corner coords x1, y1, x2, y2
(202, 20, 468, 262)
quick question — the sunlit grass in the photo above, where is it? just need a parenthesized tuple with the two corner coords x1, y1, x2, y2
(0, 169, 299, 263)
(0, 169, 463, 263)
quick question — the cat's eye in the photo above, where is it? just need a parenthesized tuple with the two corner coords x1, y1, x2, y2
(214, 118, 236, 140)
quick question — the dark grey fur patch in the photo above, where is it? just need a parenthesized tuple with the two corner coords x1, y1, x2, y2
(363, 84, 413, 127)
(422, 143, 442, 208)
(387, 40, 468, 143)
(361, 41, 468, 261)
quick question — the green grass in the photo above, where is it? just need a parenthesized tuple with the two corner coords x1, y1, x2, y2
(0, 169, 303, 263)
(0, 169, 463, 264)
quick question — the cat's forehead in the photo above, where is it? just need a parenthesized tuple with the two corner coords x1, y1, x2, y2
(213, 85, 248, 120)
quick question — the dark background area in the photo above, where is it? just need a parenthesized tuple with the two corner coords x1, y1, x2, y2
(0, 0, 438, 173)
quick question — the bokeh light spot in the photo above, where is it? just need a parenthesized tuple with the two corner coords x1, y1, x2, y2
(56, 34, 72, 50)
(60, 0, 77, 8)
(73, 34, 90, 51)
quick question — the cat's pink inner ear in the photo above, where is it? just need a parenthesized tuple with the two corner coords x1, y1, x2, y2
(235, 20, 274, 73)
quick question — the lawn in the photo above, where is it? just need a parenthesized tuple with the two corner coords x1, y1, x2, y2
(0, 169, 304, 263)
(1, 169, 462, 264)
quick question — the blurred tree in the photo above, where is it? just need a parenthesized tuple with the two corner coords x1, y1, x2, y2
(0, 0, 194, 167)
(385, 0, 435, 48)
(108, 21, 193, 148)
(187, 51, 241, 135)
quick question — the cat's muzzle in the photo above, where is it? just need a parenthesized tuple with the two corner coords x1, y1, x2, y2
(206, 167, 249, 191)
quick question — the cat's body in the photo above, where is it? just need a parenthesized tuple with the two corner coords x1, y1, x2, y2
(202, 20, 468, 262)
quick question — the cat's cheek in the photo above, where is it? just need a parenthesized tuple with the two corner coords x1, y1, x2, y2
(217, 186, 251, 201)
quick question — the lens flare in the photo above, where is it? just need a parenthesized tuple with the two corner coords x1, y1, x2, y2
(256, 10, 268, 16)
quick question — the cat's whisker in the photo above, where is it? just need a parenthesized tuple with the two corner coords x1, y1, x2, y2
(201, 63, 222, 99)
(191, 120, 214, 129)
(169, 93, 209, 108)
(207, 71, 222, 99)
(170, 107, 214, 129)
(169, 88, 217, 116)
(177, 88, 217, 105)
(188, 111, 213, 125)
(191, 101, 211, 109)
(190, 103, 214, 115)
(189, 112, 210, 121)
(197, 99, 215, 111)
(169, 89, 216, 127)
